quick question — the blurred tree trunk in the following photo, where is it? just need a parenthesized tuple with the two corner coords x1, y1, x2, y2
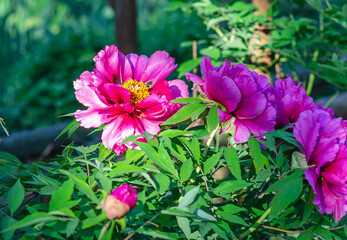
(106, 0, 138, 54)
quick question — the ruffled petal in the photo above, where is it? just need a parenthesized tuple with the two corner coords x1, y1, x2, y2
(234, 119, 251, 143)
(185, 72, 204, 86)
(237, 104, 276, 136)
(74, 71, 108, 108)
(100, 83, 131, 105)
(138, 51, 177, 85)
(127, 54, 149, 81)
(168, 79, 189, 99)
(74, 107, 119, 128)
(135, 94, 169, 118)
(293, 110, 321, 162)
(101, 113, 144, 151)
(233, 74, 266, 119)
(94, 45, 133, 84)
(149, 80, 171, 100)
(200, 56, 214, 75)
(204, 71, 241, 113)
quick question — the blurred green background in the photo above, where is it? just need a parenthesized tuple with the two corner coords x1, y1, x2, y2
(0, 0, 204, 134)
(1, 0, 346, 138)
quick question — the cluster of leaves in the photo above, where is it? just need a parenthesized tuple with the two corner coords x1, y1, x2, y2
(172, 0, 347, 97)
(0, 96, 346, 239)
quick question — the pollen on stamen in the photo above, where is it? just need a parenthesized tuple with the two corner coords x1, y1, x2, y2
(122, 79, 150, 106)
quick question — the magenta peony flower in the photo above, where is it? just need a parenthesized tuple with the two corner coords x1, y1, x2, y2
(293, 109, 347, 220)
(74, 45, 188, 155)
(185, 56, 276, 143)
(101, 184, 138, 219)
(268, 77, 316, 128)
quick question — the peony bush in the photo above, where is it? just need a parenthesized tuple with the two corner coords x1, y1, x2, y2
(0, 45, 346, 240)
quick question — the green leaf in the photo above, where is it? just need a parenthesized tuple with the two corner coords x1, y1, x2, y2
(94, 172, 112, 193)
(190, 137, 201, 163)
(1, 212, 63, 233)
(162, 103, 207, 125)
(248, 137, 264, 169)
(195, 209, 217, 222)
(153, 173, 170, 194)
(266, 130, 303, 151)
(224, 147, 241, 180)
(214, 180, 252, 195)
(170, 97, 204, 104)
(108, 165, 144, 177)
(49, 179, 74, 211)
(180, 158, 193, 182)
(301, 187, 315, 225)
(137, 229, 180, 240)
(8, 179, 25, 215)
(297, 231, 313, 240)
(216, 204, 246, 216)
(66, 220, 79, 238)
(264, 134, 276, 153)
(102, 220, 115, 240)
(269, 176, 303, 218)
(99, 143, 113, 160)
(70, 174, 100, 204)
(0, 152, 21, 165)
(158, 129, 192, 138)
(200, 47, 221, 59)
(204, 153, 221, 175)
(266, 170, 305, 193)
(207, 105, 219, 132)
(1, 217, 17, 240)
(161, 209, 195, 218)
(221, 214, 249, 226)
(177, 217, 191, 239)
(54, 119, 77, 141)
(178, 186, 200, 208)
(81, 212, 107, 229)
(49, 208, 77, 219)
(136, 141, 178, 178)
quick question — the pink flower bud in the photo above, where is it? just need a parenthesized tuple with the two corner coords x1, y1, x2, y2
(101, 184, 137, 220)
(110, 184, 138, 210)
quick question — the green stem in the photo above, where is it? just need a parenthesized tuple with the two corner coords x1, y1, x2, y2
(239, 207, 272, 239)
(306, 50, 319, 96)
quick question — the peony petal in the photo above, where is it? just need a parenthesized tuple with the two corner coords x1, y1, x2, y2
(234, 119, 251, 143)
(100, 83, 131, 105)
(233, 74, 267, 119)
(293, 110, 321, 162)
(74, 71, 108, 108)
(101, 113, 144, 151)
(200, 56, 214, 76)
(138, 51, 177, 85)
(204, 71, 241, 113)
(74, 107, 118, 128)
(185, 72, 204, 86)
(168, 79, 189, 99)
(127, 54, 149, 81)
(237, 104, 276, 136)
(149, 80, 171, 100)
(94, 45, 133, 84)
(140, 118, 162, 135)
(135, 94, 169, 118)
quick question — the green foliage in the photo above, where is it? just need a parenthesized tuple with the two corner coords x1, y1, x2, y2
(1, 99, 345, 239)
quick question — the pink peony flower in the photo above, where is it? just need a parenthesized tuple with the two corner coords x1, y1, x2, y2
(293, 109, 347, 220)
(101, 184, 138, 220)
(268, 77, 316, 128)
(74, 45, 188, 155)
(185, 56, 276, 143)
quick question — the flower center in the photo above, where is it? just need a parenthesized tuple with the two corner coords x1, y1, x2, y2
(122, 79, 150, 106)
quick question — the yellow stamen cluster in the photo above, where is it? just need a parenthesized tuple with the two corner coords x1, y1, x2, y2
(122, 79, 150, 106)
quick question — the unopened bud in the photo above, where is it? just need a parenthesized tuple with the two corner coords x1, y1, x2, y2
(101, 184, 137, 220)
